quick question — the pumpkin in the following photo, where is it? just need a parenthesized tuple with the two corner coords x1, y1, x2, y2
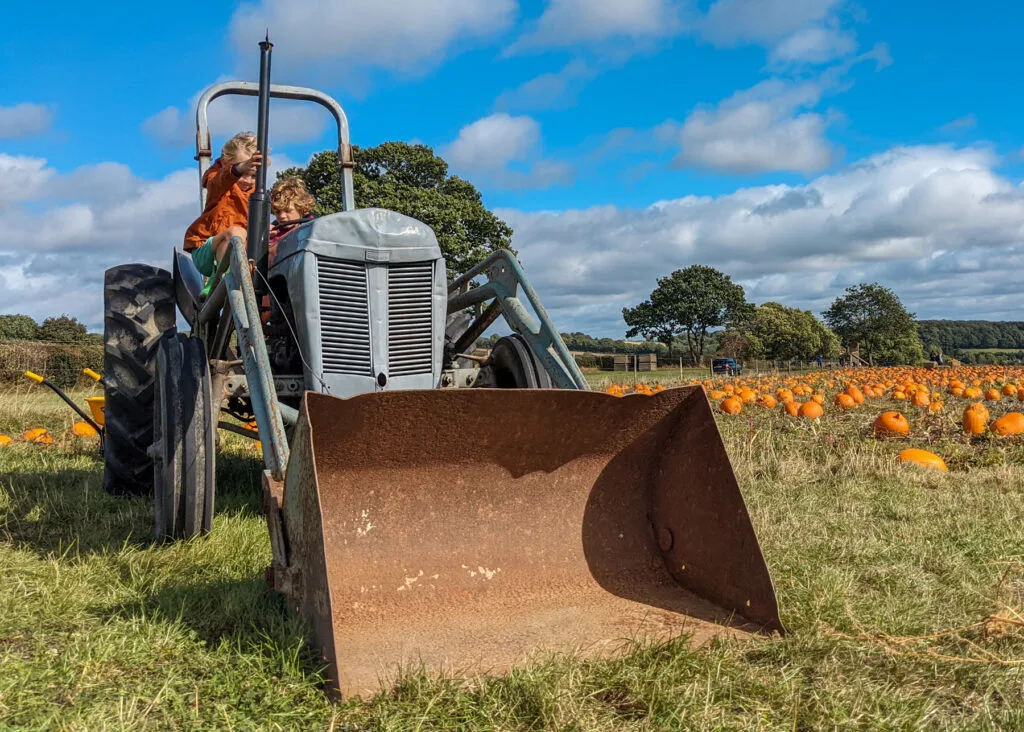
(846, 385, 865, 404)
(873, 411, 910, 437)
(0, 435, 11, 446)
(898, 448, 948, 472)
(928, 401, 945, 413)
(811, 393, 825, 405)
(834, 393, 857, 409)
(1002, 384, 1018, 397)
(911, 391, 930, 408)
(719, 396, 743, 415)
(964, 386, 983, 400)
(799, 401, 824, 420)
(991, 412, 1024, 436)
(23, 427, 48, 441)
(709, 390, 727, 400)
(962, 407, 988, 435)
(985, 388, 1001, 401)
(71, 421, 98, 438)
(784, 401, 802, 417)
(892, 390, 907, 400)
(758, 394, 778, 409)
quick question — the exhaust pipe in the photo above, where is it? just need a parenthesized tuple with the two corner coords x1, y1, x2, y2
(247, 33, 273, 294)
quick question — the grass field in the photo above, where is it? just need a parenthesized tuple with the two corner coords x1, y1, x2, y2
(1, 379, 1023, 729)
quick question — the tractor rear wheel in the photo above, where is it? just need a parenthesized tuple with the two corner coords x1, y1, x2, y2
(486, 334, 553, 389)
(153, 333, 216, 541)
(103, 264, 176, 496)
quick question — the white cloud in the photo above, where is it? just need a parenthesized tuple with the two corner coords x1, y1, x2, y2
(509, 0, 683, 52)
(700, 0, 856, 65)
(940, 114, 978, 134)
(229, 0, 515, 75)
(0, 156, 198, 328)
(662, 78, 836, 174)
(0, 103, 53, 139)
(143, 90, 327, 150)
(0, 154, 54, 206)
(493, 59, 598, 112)
(442, 113, 573, 189)
(497, 145, 1024, 336)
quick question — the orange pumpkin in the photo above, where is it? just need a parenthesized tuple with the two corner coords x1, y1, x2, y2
(985, 388, 1001, 401)
(911, 391, 930, 408)
(785, 401, 802, 417)
(991, 412, 1024, 437)
(759, 394, 778, 409)
(719, 396, 743, 415)
(71, 421, 98, 438)
(799, 401, 824, 420)
(834, 393, 857, 409)
(962, 406, 988, 435)
(898, 448, 948, 472)
(709, 390, 727, 400)
(0, 435, 11, 447)
(873, 411, 910, 437)
(1002, 384, 1018, 397)
(22, 427, 48, 442)
(928, 401, 945, 413)
(846, 385, 865, 404)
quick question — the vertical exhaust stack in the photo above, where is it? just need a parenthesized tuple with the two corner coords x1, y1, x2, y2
(247, 34, 273, 294)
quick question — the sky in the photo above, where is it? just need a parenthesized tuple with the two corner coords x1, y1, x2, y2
(1, 0, 1023, 337)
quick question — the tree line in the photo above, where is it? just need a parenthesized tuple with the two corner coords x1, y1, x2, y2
(622, 266, 923, 365)
(0, 314, 97, 343)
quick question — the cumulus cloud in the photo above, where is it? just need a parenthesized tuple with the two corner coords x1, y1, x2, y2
(0, 155, 197, 328)
(509, 0, 683, 52)
(442, 113, 573, 189)
(493, 60, 598, 112)
(229, 0, 515, 76)
(0, 103, 53, 139)
(700, 0, 856, 65)
(143, 89, 327, 150)
(497, 145, 1024, 336)
(660, 77, 836, 174)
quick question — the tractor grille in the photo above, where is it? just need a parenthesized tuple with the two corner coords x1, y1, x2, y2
(317, 257, 371, 375)
(388, 262, 434, 376)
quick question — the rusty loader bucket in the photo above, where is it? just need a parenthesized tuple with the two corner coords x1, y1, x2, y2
(264, 386, 782, 698)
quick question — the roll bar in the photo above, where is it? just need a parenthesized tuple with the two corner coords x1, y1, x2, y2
(193, 81, 355, 213)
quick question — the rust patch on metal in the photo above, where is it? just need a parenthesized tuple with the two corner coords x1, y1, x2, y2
(275, 387, 783, 698)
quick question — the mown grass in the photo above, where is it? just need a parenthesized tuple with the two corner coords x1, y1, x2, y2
(1, 385, 1023, 729)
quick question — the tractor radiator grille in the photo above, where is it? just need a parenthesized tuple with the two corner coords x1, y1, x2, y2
(388, 262, 434, 376)
(317, 257, 372, 376)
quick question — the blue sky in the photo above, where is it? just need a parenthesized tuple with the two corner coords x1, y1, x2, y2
(2, 0, 1023, 336)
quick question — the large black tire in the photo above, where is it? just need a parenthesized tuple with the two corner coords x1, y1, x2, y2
(154, 333, 216, 541)
(486, 334, 553, 389)
(103, 265, 176, 496)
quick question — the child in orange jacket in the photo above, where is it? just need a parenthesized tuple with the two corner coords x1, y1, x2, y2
(184, 132, 264, 279)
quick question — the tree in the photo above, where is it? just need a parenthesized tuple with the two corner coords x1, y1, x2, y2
(0, 314, 39, 341)
(737, 302, 840, 362)
(37, 314, 89, 344)
(823, 283, 923, 365)
(623, 265, 751, 363)
(280, 142, 514, 280)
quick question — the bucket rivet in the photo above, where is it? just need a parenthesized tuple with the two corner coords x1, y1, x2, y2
(658, 527, 674, 551)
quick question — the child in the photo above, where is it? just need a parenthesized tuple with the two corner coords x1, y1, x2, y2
(183, 131, 263, 280)
(267, 176, 316, 263)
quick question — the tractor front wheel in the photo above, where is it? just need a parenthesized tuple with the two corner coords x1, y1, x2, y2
(103, 264, 176, 496)
(153, 333, 216, 541)
(485, 334, 553, 389)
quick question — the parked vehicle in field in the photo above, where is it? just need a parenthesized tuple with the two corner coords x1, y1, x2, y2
(712, 358, 743, 376)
